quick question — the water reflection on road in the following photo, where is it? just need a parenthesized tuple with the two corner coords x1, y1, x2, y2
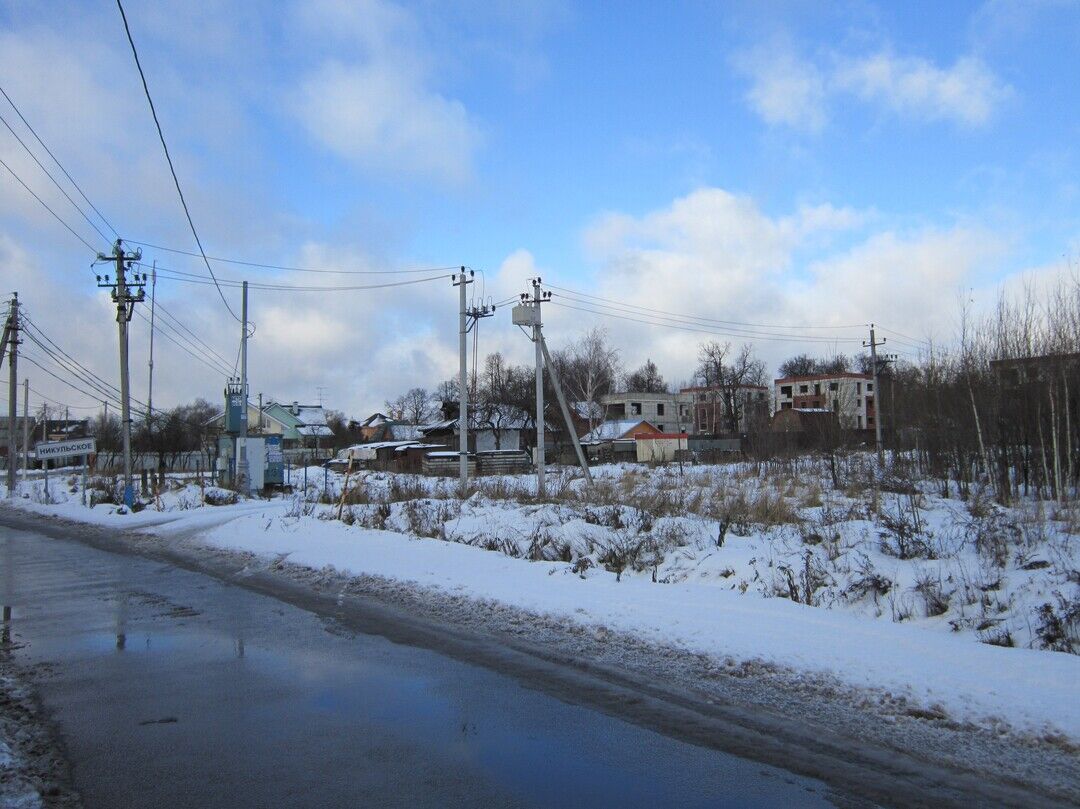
(0, 526, 835, 808)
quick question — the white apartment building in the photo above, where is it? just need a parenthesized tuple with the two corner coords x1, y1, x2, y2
(600, 391, 693, 434)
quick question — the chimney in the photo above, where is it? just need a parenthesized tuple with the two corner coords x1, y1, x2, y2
(292, 401, 299, 416)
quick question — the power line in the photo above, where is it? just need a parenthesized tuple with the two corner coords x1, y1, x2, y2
(151, 300, 235, 371)
(545, 283, 866, 331)
(28, 387, 101, 410)
(131, 308, 234, 379)
(0, 83, 118, 239)
(146, 264, 454, 292)
(0, 106, 112, 244)
(116, 0, 241, 323)
(547, 299, 864, 345)
(547, 293, 864, 344)
(0, 155, 99, 253)
(127, 240, 459, 276)
(20, 354, 124, 410)
(877, 326, 931, 347)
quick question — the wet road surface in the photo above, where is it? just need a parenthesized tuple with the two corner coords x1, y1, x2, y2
(0, 524, 836, 808)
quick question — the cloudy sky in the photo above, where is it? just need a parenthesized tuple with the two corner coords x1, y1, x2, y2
(1, 0, 1078, 418)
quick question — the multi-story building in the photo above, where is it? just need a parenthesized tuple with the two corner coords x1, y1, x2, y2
(680, 384, 769, 434)
(773, 373, 876, 430)
(599, 391, 692, 434)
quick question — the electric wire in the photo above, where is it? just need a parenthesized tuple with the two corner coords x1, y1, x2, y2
(116, 0, 241, 322)
(21, 321, 124, 400)
(0, 156, 99, 253)
(20, 354, 125, 411)
(0, 107, 113, 244)
(146, 265, 454, 292)
(28, 387, 101, 410)
(127, 241, 459, 276)
(151, 299, 235, 371)
(0, 83, 118, 238)
(547, 299, 865, 345)
(547, 293, 864, 344)
(132, 308, 234, 379)
(545, 283, 866, 331)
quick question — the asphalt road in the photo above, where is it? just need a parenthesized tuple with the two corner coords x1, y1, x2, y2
(0, 522, 836, 808)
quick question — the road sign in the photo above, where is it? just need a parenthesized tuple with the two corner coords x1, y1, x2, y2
(34, 437, 96, 460)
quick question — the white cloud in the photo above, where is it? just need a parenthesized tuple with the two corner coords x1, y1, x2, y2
(290, 0, 482, 185)
(571, 187, 1006, 381)
(735, 43, 1011, 131)
(833, 53, 1010, 126)
(293, 60, 481, 185)
(734, 47, 827, 132)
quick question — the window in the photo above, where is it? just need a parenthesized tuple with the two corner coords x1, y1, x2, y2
(813, 400, 821, 408)
(781, 402, 792, 410)
(631, 402, 641, 415)
(680, 405, 689, 417)
(856, 398, 861, 407)
(867, 383, 873, 392)
(868, 417, 874, 426)
(780, 385, 792, 397)
(857, 415, 863, 428)
(657, 424, 664, 432)
(856, 382, 862, 394)
(799, 384, 809, 394)
(829, 382, 838, 391)
(833, 400, 839, 412)
(814, 383, 821, 395)
(656, 403, 665, 416)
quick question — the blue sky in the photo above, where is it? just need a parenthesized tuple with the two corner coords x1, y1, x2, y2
(1, 0, 1078, 415)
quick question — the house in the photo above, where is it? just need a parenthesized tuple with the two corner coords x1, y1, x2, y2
(600, 392, 692, 433)
(580, 418, 661, 463)
(773, 373, 876, 430)
(418, 404, 530, 453)
(355, 413, 423, 444)
(680, 384, 769, 434)
(635, 433, 689, 463)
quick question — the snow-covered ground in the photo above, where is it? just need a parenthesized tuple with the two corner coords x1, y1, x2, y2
(3, 456, 1078, 743)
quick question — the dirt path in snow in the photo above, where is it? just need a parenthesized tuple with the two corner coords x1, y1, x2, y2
(1, 506, 1077, 808)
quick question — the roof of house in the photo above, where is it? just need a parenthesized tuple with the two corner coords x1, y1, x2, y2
(581, 419, 658, 442)
(360, 412, 392, 427)
(637, 432, 689, 439)
(389, 423, 423, 441)
(420, 406, 534, 434)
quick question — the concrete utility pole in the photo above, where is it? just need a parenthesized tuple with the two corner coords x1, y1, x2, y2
(864, 324, 886, 464)
(512, 280, 553, 497)
(454, 269, 472, 494)
(452, 269, 494, 496)
(96, 239, 145, 508)
(3, 293, 18, 497)
(21, 378, 29, 488)
(237, 280, 250, 494)
(532, 279, 546, 497)
(146, 261, 157, 424)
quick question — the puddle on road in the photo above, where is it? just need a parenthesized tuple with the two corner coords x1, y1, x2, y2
(1, 527, 837, 808)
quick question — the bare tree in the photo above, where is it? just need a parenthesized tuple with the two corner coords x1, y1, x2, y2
(385, 387, 435, 425)
(623, 359, 667, 393)
(554, 327, 620, 433)
(696, 342, 766, 433)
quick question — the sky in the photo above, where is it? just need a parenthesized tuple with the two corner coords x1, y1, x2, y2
(1, 0, 1078, 419)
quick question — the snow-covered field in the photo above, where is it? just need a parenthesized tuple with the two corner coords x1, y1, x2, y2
(3, 455, 1078, 743)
